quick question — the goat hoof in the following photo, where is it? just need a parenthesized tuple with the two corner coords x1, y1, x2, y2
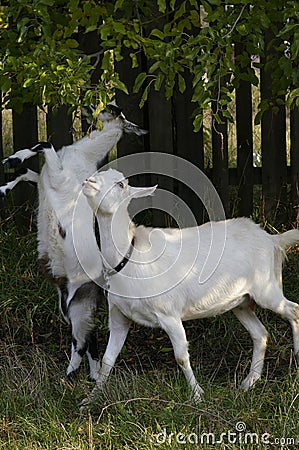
(61, 372, 77, 386)
(240, 374, 260, 391)
(4, 157, 21, 169)
(191, 385, 204, 403)
(79, 397, 91, 411)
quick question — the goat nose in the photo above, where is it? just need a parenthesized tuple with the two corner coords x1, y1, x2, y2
(87, 177, 96, 183)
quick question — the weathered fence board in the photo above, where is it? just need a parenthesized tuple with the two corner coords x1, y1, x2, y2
(290, 107, 299, 223)
(12, 104, 39, 229)
(47, 105, 73, 149)
(235, 42, 254, 218)
(261, 30, 288, 225)
(0, 92, 4, 214)
(211, 102, 229, 216)
(173, 74, 204, 225)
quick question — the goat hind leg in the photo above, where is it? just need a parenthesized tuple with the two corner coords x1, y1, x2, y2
(233, 300, 268, 390)
(257, 290, 299, 363)
(66, 294, 99, 381)
(86, 331, 101, 381)
(66, 331, 100, 382)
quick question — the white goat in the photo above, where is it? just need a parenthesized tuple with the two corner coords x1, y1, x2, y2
(1, 106, 147, 381)
(82, 168, 299, 402)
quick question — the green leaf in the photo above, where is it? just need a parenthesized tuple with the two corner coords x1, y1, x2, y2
(0, 76, 11, 93)
(130, 53, 138, 68)
(189, 0, 199, 9)
(101, 51, 113, 71)
(23, 78, 33, 88)
(178, 73, 186, 93)
(150, 29, 165, 40)
(39, 0, 54, 5)
(160, 347, 173, 353)
(154, 72, 164, 91)
(174, 1, 186, 21)
(112, 77, 128, 95)
(254, 109, 263, 125)
(149, 61, 161, 74)
(133, 72, 147, 93)
(157, 0, 166, 13)
(207, 0, 221, 5)
(193, 113, 203, 132)
(114, 0, 124, 12)
(139, 82, 151, 108)
(85, 25, 98, 33)
(65, 39, 79, 48)
(189, 10, 200, 27)
(114, 22, 126, 34)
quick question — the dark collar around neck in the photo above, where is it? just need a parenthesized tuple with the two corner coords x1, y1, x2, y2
(94, 217, 135, 274)
(113, 236, 135, 273)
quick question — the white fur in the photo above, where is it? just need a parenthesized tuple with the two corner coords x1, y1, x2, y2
(83, 168, 299, 402)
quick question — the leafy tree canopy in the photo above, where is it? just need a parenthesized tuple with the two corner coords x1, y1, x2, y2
(1, 0, 299, 127)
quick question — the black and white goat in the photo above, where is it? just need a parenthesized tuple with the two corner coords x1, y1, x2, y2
(82, 168, 299, 402)
(1, 105, 147, 381)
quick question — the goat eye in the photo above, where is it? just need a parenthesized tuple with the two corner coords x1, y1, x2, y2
(117, 181, 125, 189)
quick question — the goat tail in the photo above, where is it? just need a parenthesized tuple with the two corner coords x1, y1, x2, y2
(275, 229, 299, 250)
(273, 229, 299, 288)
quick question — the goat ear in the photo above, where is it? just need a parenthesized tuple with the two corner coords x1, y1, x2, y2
(129, 185, 157, 198)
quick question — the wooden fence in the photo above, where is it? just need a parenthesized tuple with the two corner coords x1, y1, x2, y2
(1, 41, 299, 229)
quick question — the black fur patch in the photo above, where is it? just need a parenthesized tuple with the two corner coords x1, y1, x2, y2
(58, 222, 66, 239)
(87, 332, 99, 361)
(0, 187, 8, 197)
(94, 215, 101, 250)
(4, 157, 21, 169)
(96, 156, 106, 171)
(71, 331, 98, 361)
(16, 167, 28, 176)
(58, 280, 69, 319)
(31, 142, 52, 152)
(77, 344, 88, 358)
(72, 336, 78, 350)
(106, 103, 122, 117)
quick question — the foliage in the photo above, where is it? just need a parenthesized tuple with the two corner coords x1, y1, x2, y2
(1, 1, 299, 124)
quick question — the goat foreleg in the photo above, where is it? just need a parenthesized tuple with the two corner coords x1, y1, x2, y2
(3, 142, 53, 169)
(0, 168, 39, 196)
(159, 315, 204, 402)
(80, 305, 131, 408)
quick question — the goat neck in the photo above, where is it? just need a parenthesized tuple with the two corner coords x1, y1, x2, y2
(96, 204, 135, 270)
(75, 123, 123, 171)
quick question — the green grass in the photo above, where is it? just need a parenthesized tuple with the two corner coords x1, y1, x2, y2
(0, 213, 299, 449)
